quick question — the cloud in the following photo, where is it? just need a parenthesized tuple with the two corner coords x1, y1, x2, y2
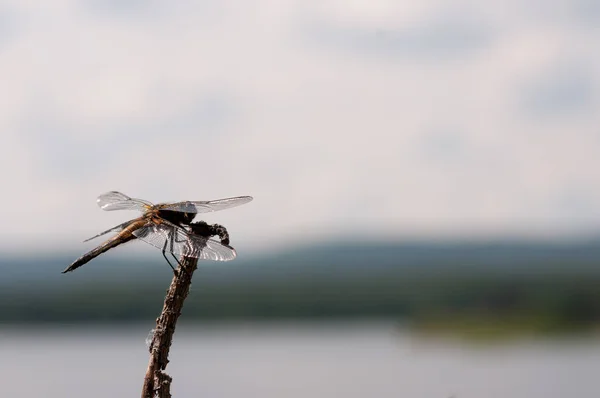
(0, 1, 599, 254)
(83, 0, 155, 14)
(298, 13, 492, 61)
(0, 6, 20, 51)
(521, 64, 595, 116)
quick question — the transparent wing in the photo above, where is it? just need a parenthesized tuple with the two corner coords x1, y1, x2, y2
(132, 221, 237, 261)
(83, 219, 136, 242)
(158, 196, 253, 214)
(97, 191, 153, 212)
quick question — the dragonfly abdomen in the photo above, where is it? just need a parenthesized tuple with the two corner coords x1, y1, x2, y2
(62, 232, 136, 273)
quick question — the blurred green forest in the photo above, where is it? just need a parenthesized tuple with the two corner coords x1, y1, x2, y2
(2, 239, 600, 337)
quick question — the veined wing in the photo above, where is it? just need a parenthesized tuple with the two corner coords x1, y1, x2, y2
(97, 191, 153, 212)
(157, 196, 253, 214)
(132, 221, 236, 261)
(83, 219, 137, 242)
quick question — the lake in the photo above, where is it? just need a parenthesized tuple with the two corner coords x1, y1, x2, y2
(0, 321, 597, 397)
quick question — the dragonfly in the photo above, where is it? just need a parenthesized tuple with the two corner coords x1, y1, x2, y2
(63, 191, 253, 273)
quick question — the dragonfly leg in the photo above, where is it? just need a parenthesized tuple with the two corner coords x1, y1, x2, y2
(161, 246, 177, 274)
(170, 252, 190, 278)
(166, 225, 191, 278)
(170, 252, 183, 268)
(159, 236, 180, 274)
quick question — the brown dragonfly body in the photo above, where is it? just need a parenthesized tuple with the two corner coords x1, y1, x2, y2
(63, 191, 252, 273)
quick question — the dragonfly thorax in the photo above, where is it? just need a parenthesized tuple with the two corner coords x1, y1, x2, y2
(156, 209, 196, 226)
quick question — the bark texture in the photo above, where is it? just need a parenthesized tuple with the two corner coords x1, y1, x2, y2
(141, 256, 198, 398)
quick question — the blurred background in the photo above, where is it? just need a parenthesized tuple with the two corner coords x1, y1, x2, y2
(1, 0, 599, 397)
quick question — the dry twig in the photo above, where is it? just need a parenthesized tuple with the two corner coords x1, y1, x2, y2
(141, 256, 199, 398)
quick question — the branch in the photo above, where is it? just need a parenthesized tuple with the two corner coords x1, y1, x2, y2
(141, 256, 199, 398)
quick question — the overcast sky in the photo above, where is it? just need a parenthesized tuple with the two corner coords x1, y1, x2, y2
(0, 1, 599, 255)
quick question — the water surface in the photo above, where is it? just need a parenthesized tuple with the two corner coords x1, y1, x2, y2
(0, 321, 597, 397)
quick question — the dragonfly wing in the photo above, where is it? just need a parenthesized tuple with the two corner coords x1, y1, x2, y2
(97, 191, 153, 212)
(159, 196, 253, 214)
(191, 237, 237, 261)
(83, 219, 136, 242)
(132, 221, 236, 261)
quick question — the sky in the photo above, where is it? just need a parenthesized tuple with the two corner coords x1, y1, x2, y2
(0, 0, 599, 255)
